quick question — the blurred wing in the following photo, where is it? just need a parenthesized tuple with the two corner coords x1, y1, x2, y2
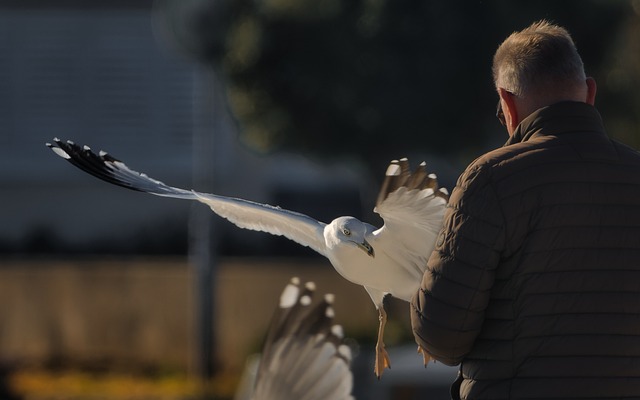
(250, 278, 354, 400)
(46, 138, 328, 256)
(372, 158, 449, 278)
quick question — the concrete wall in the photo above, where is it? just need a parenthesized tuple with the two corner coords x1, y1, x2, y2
(0, 257, 387, 373)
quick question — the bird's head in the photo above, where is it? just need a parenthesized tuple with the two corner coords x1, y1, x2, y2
(326, 216, 375, 258)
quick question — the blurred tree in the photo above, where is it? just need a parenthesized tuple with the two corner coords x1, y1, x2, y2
(596, 3, 640, 150)
(155, 0, 634, 174)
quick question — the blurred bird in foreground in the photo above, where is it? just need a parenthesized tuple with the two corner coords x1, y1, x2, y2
(235, 277, 354, 400)
(47, 138, 448, 378)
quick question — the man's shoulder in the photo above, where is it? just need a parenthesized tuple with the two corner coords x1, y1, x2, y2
(463, 134, 640, 185)
(466, 140, 540, 173)
(454, 144, 526, 190)
(459, 136, 567, 188)
(612, 139, 640, 164)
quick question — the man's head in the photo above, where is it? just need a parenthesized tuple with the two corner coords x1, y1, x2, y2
(493, 20, 597, 135)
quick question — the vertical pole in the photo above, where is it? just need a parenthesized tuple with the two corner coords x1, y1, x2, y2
(189, 65, 217, 381)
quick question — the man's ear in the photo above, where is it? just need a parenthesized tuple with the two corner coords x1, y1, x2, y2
(499, 88, 519, 134)
(586, 77, 597, 105)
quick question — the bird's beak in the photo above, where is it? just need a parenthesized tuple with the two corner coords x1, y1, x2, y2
(358, 239, 375, 258)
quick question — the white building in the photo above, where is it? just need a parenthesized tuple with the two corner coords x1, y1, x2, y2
(0, 1, 367, 256)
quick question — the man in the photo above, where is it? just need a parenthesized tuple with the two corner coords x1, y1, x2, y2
(411, 20, 640, 399)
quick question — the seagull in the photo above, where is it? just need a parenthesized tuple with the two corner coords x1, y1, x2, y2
(244, 277, 354, 400)
(46, 138, 448, 378)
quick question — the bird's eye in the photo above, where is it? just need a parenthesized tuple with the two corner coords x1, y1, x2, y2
(342, 228, 351, 236)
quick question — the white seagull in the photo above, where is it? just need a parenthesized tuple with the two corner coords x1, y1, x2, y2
(245, 277, 354, 400)
(46, 138, 448, 378)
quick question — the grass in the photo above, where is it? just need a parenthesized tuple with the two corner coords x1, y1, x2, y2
(7, 369, 241, 400)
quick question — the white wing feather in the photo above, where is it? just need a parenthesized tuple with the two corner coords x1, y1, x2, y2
(46, 139, 328, 256)
(191, 192, 328, 256)
(374, 186, 446, 252)
(368, 168, 448, 299)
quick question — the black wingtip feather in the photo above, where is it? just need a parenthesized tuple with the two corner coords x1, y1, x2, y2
(45, 138, 193, 198)
(46, 138, 144, 192)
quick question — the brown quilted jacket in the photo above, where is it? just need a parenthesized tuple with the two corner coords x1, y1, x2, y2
(411, 101, 640, 399)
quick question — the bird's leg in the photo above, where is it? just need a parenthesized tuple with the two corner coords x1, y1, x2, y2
(417, 345, 432, 367)
(374, 306, 391, 379)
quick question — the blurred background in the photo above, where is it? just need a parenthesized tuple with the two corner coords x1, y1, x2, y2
(1, 0, 639, 398)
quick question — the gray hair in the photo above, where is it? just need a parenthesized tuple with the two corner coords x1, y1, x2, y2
(492, 20, 586, 98)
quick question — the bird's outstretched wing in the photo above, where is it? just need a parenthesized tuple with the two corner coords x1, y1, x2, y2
(371, 158, 449, 287)
(250, 278, 354, 400)
(46, 139, 327, 255)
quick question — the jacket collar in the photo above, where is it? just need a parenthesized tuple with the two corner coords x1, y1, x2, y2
(504, 101, 605, 146)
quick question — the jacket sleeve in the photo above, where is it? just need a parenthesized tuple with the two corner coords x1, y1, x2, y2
(411, 163, 505, 366)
